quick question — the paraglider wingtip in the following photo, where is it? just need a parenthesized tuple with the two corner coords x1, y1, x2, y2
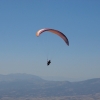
(67, 43, 69, 46)
(67, 41, 69, 46)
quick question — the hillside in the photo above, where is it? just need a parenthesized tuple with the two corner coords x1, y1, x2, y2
(0, 73, 100, 99)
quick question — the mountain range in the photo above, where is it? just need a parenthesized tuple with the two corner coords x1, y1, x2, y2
(0, 73, 100, 98)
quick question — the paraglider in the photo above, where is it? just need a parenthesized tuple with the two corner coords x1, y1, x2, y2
(36, 28, 69, 66)
(47, 60, 51, 66)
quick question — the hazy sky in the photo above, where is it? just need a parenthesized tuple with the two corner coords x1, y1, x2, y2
(0, 0, 100, 81)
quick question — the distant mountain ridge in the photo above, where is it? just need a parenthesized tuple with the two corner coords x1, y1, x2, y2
(0, 73, 44, 82)
(0, 73, 100, 98)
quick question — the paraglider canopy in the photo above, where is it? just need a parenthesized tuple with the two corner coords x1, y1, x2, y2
(36, 28, 69, 46)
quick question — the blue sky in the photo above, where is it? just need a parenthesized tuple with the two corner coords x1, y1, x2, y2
(0, 0, 100, 81)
